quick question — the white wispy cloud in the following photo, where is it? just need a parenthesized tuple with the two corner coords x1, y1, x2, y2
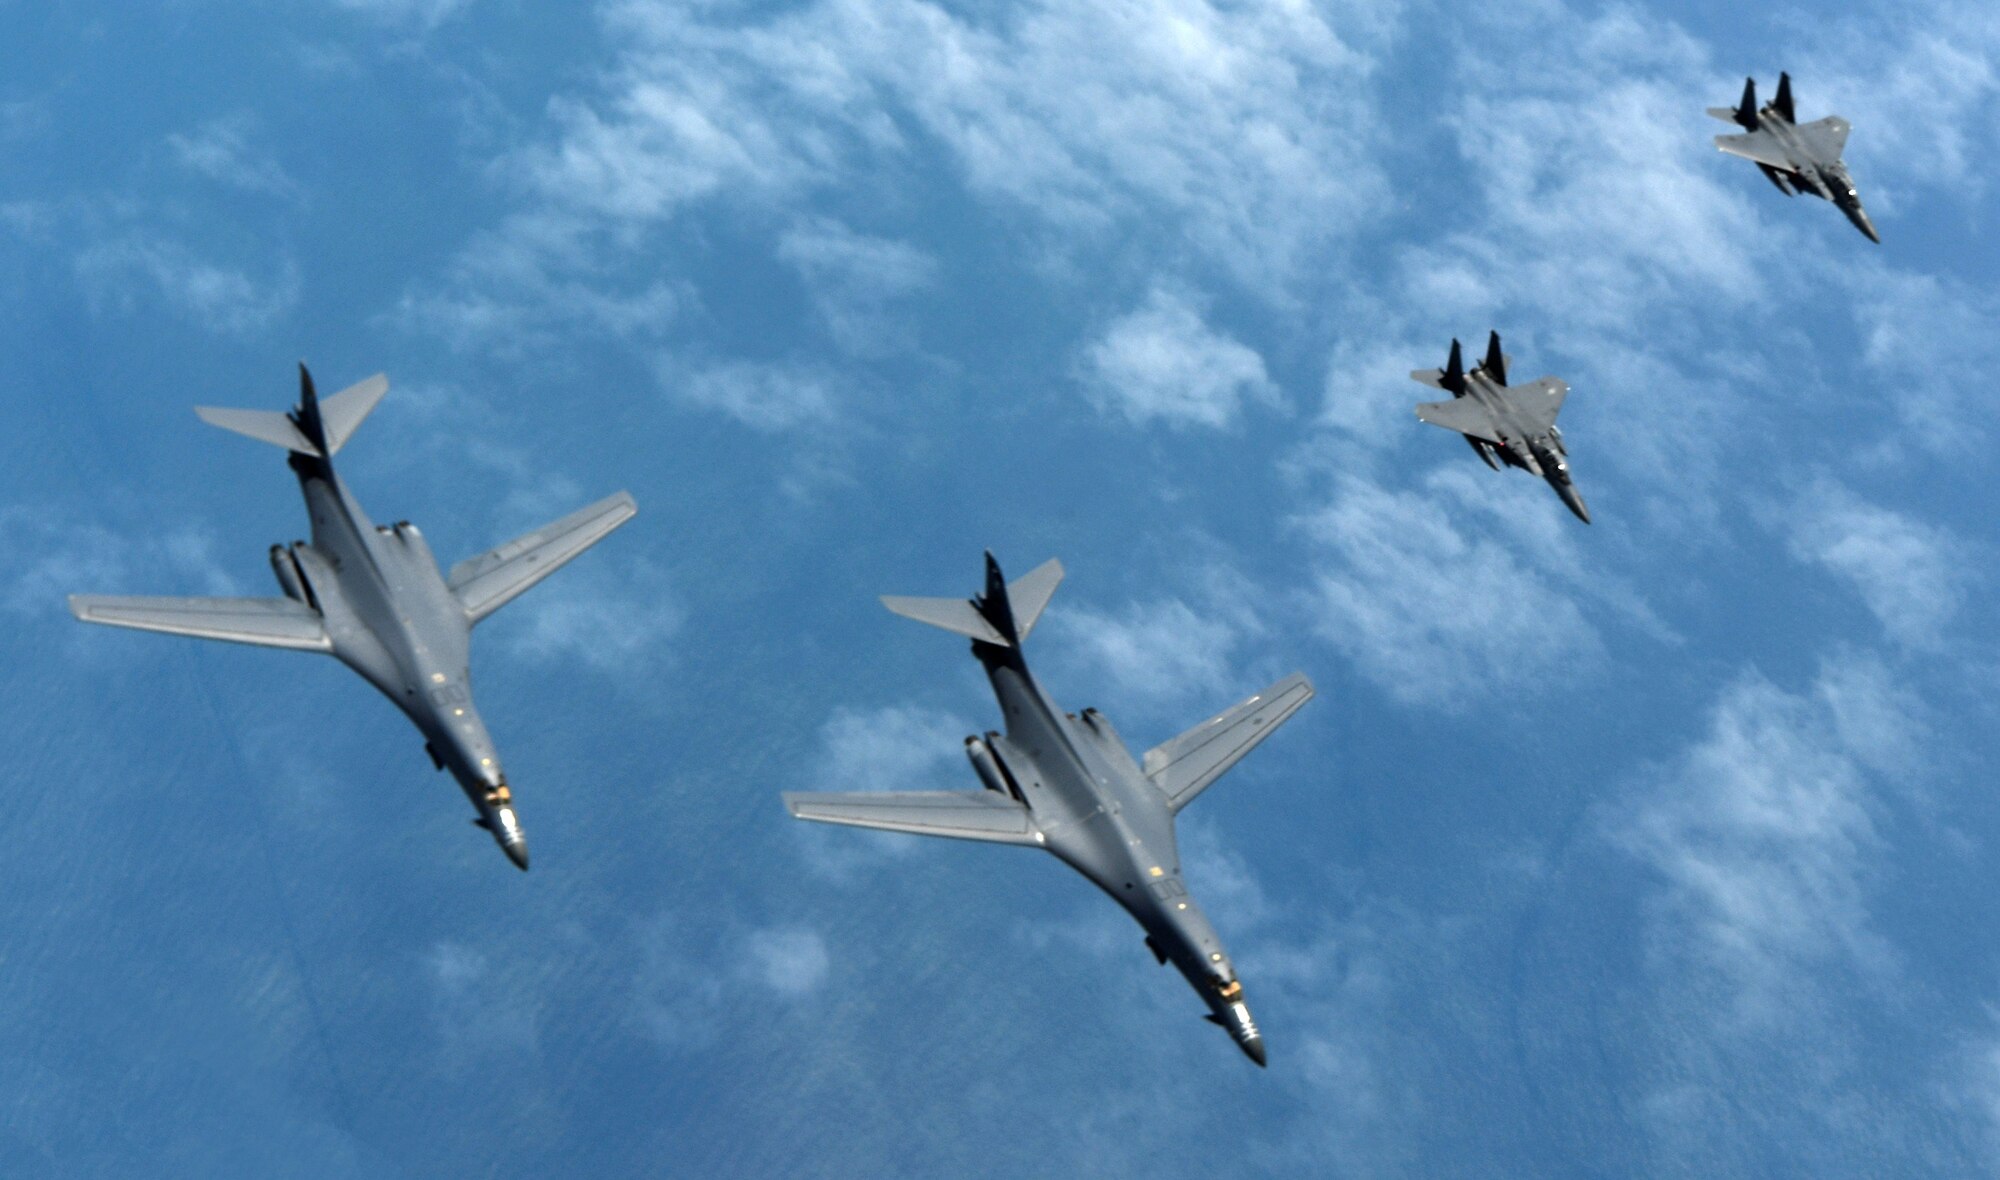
(1078, 287, 1278, 430)
(734, 926, 831, 998)
(0, 506, 238, 622)
(419, 0, 1394, 350)
(422, 941, 541, 1064)
(777, 217, 937, 357)
(1784, 478, 1971, 649)
(1297, 471, 1603, 705)
(492, 557, 680, 673)
(1609, 655, 1921, 1021)
(667, 359, 841, 432)
(330, 0, 476, 30)
(75, 235, 299, 334)
(166, 117, 304, 200)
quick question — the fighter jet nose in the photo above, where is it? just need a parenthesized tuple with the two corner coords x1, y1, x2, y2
(1557, 483, 1592, 524)
(1243, 1036, 1268, 1068)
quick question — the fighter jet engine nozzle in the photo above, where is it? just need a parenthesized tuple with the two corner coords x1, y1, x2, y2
(269, 543, 315, 606)
(965, 735, 1022, 800)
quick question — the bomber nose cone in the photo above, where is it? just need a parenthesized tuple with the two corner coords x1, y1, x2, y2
(503, 838, 530, 871)
(1242, 1036, 1267, 1068)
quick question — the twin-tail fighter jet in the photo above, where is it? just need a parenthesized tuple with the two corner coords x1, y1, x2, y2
(70, 367, 637, 870)
(1411, 332, 1590, 523)
(784, 554, 1312, 1065)
(1710, 73, 1879, 243)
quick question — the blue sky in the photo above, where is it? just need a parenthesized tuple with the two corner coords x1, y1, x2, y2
(4, 0, 2000, 1175)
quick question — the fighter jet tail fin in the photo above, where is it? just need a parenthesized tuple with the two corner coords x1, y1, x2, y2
(1480, 332, 1508, 387)
(1773, 72, 1795, 123)
(1142, 673, 1313, 815)
(1708, 77, 1759, 128)
(881, 554, 1064, 647)
(783, 790, 1042, 846)
(1441, 338, 1466, 395)
(194, 367, 388, 458)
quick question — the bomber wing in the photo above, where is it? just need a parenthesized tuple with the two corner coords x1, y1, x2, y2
(69, 595, 330, 651)
(1715, 130, 1796, 170)
(448, 491, 637, 625)
(1414, 397, 1502, 443)
(1143, 673, 1313, 814)
(782, 790, 1042, 846)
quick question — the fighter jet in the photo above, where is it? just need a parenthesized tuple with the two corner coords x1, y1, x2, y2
(784, 554, 1312, 1066)
(69, 366, 637, 871)
(1411, 332, 1590, 523)
(1710, 73, 1879, 243)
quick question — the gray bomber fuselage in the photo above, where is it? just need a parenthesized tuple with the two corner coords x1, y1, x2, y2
(972, 641, 1263, 1059)
(281, 449, 528, 866)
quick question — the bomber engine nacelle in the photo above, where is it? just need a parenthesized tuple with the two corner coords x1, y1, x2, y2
(389, 520, 438, 569)
(269, 542, 316, 607)
(965, 735, 1024, 801)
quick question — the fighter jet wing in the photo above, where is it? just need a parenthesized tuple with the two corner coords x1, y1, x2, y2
(1415, 397, 1502, 444)
(1715, 130, 1796, 170)
(1493, 377, 1570, 434)
(782, 790, 1043, 846)
(1796, 116, 1850, 161)
(448, 491, 637, 625)
(68, 595, 330, 651)
(1142, 673, 1313, 815)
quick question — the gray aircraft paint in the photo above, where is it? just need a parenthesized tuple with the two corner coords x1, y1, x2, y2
(69, 366, 636, 870)
(1411, 332, 1591, 524)
(1710, 73, 1879, 243)
(783, 554, 1312, 1066)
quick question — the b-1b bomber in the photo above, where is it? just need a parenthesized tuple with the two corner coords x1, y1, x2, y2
(785, 553, 1312, 1065)
(1411, 332, 1590, 523)
(70, 366, 637, 870)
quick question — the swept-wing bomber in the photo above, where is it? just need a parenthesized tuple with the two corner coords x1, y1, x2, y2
(70, 366, 637, 870)
(1710, 73, 1879, 243)
(1411, 332, 1591, 523)
(784, 554, 1313, 1065)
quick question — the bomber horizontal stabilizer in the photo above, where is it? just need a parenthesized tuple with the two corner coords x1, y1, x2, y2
(69, 595, 330, 651)
(782, 790, 1042, 845)
(448, 491, 638, 625)
(1143, 672, 1313, 814)
(881, 595, 1010, 645)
